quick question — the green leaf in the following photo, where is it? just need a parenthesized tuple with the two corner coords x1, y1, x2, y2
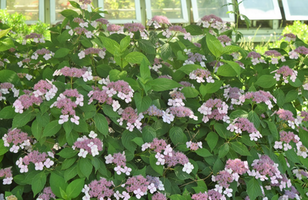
(161, 43, 173, 60)
(169, 126, 187, 145)
(140, 58, 151, 80)
(222, 60, 242, 76)
(121, 130, 137, 152)
(0, 140, 8, 156)
(199, 80, 223, 96)
(248, 111, 260, 129)
(149, 154, 163, 175)
(57, 29, 71, 43)
(31, 119, 43, 140)
(0, 69, 20, 85)
(255, 75, 276, 88)
(147, 78, 182, 92)
(132, 137, 144, 146)
(265, 121, 278, 140)
(138, 39, 156, 54)
(54, 48, 71, 58)
(142, 126, 156, 143)
(125, 51, 150, 65)
(31, 172, 46, 196)
(185, 24, 203, 35)
(195, 148, 212, 157)
(242, 14, 251, 29)
(66, 178, 84, 199)
(174, 166, 193, 180)
(214, 123, 228, 139)
(60, 9, 79, 18)
(0, 106, 16, 119)
(181, 87, 199, 98)
(285, 90, 298, 103)
(230, 141, 251, 156)
(69, 1, 81, 9)
(222, 45, 243, 54)
(43, 120, 61, 137)
(229, 109, 248, 120)
(94, 113, 108, 136)
(134, 93, 152, 113)
(0, 28, 11, 39)
(100, 36, 120, 55)
(217, 64, 238, 77)
(206, 32, 224, 57)
(218, 143, 229, 158)
(206, 132, 219, 152)
(12, 110, 33, 128)
(246, 177, 262, 200)
(62, 157, 77, 170)
(50, 172, 68, 197)
(78, 158, 93, 179)
(0, 37, 14, 51)
(178, 64, 203, 74)
(120, 36, 131, 51)
(57, 147, 78, 158)
(192, 179, 208, 193)
(64, 164, 78, 181)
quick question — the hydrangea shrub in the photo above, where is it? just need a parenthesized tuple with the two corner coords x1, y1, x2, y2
(0, 1, 308, 199)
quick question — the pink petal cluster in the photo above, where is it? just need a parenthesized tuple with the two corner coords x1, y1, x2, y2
(198, 98, 229, 123)
(227, 118, 262, 141)
(37, 187, 56, 200)
(0, 167, 13, 185)
(147, 16, 170, 28)
(2, 128, 31, 153)
(247, 51, 266, 65)
(105, 151, 132, 175)
(73, 132, 103, 158)
(82, 178, 114, 200)
(16, 150, 54, 172)
(189, 69, 214, 83)
(33, 80, 58, 101)
(117, 107, 143, 131)
(13, 93, 43, 113)
(274, 65, 297, 83)
(239, 90, 276, 110)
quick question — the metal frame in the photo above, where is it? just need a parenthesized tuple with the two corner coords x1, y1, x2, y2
(98, 0, 142, 24)
(282, 0, 308, 21)
(191, 0, 234, 22)
(238, 0, 282, 20)
(145, 0, 189, 23)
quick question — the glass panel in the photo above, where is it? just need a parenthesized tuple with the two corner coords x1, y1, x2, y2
(196, 0, 229, 19)
(6, 0, 39, 21)
(239, 0, 281, 20)
(150, 0, 183, 19)
(55, 0, 80, 21)
(242, 0, 274, 12)
(103, 0, 136, 19)
(286, 0, 308, 16)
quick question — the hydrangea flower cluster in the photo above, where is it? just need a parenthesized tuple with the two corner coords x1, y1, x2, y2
(147, 16, 170, 29)
(186, 141, 202, 151)
(198, 98, 229, 123)
(264, 50, 286, 64)
(105, 151, 132, 175)
(0, 82, 19, 100)
(273, 65, 297, 83)
(239, 90, 277, 110)
(168, 90, 185, 107)
(143, 105, 164, 117)
(37, 187, 56, 200)
(222, 85, 243, 105)
(283, 33, 296, 42)
(78, 47, 106, 60)
(189, 69, 214, 83)
(13, 92, 43, 113)
(276, 108, 302, 129)
(196, 14, 224, 30)
(50, 89, 84, 125)
(23, 33, 45, 44)
(82, 177, 114, 200)
(146, 175, 165, 194)
(142, 138, 194, 174)
(166, 106, 198, 121)
(107, 24, 124, 34)
(117, 107, 143, 131)
(248, 155, 293, 192)
(31, 48, 54, 61)
(72, 131, 103, 158)
(0, 167, 13, 185)
(274, 131, 299, 151)
(217, 35, 232, 46)
(16, 150, 54, 172)
(2, 128, 31, 153)
(125, 175, 149, 199)
(162, 25, 192, 41)
(101, 79, 134, 103)
(123, 22, 147, 38)
(183, 49, 207, 67)
(227, 118, 262, 141)
(247, 51, 266, 65)
(33, 80, 58, 101)
(54, 66, 93, 82)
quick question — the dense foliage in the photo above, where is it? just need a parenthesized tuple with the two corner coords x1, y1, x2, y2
(1, 1, 308, 199)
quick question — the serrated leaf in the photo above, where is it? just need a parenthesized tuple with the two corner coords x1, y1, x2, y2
(161, 43, 172, 60)
(147, 78, 182, 91)
(181, 87, 199, 98)
(78, 158, 92, 179)
(66, 178, 84, 199)
(195, 148, 212, 157)
(0, 106, 16, 119)
(230, 141, 251, 156)
(31, 172, 46, 196)
(255, 75, 276, 88)
(206, 32, 224, 57)
(206, 132, 218, 152)
(94, 113, 108, 136)
(50, 172, 67, 197)
(12, 110, 33, 128)
(169, 126, 187, 145)
(54, 48, 70, 58)
(246, 177, 262, 200)
(43, 120, 61, 137)
(134, 92, 152, 113)
(149, 154, 163, 175)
